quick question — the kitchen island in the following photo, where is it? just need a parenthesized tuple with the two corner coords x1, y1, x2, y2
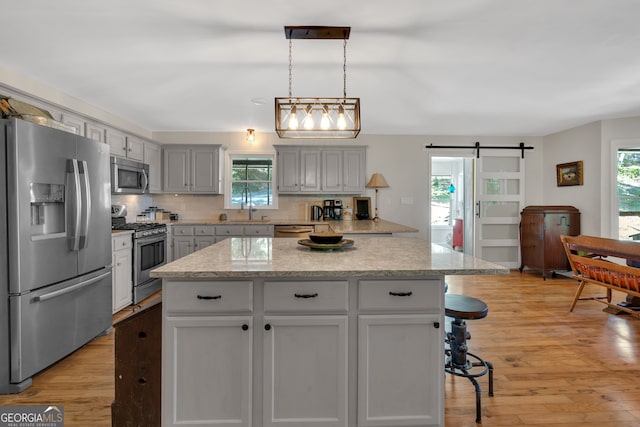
(151, 237, 507, 427)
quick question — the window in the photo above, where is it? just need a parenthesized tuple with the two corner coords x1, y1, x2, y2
(226, 154, 276, 209)
(617, 149, 640, 240)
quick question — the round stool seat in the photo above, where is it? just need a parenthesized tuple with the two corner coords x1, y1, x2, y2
(445, 294, 488, 320)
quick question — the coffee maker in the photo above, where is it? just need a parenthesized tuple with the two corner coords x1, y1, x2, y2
(323, 199, 343, 220)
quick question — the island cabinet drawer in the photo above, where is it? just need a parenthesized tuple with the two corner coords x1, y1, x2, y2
(164, 280, 253, 314)
(264, 281, 348, 313)
(193, 225, 215, 236)
(358, 280, 442, 312)
(172, 225, 194, 236)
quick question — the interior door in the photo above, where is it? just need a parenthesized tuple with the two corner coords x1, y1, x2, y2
(474, 151, 525, 268)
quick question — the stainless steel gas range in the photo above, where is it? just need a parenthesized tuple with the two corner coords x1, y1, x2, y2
(112, 217, 167, 304)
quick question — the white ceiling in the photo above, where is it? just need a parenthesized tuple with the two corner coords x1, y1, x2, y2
(2, 0, 640, 136)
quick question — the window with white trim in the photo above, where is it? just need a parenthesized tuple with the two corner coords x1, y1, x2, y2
(225, 154, 277, 209)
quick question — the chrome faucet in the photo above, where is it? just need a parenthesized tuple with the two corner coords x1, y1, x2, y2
(242, 189, 257, 220)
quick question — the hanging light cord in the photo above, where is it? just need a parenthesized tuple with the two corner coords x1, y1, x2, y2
(288, 39, 293, 98)
(343, 39, 348, 99)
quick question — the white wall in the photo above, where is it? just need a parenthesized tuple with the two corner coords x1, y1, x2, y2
(543, 121, 602, 235)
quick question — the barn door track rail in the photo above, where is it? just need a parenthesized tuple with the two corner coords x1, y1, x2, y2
(425, 141, 534, 158)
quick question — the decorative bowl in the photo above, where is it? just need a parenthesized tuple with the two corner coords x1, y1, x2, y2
(308, 232, 344, 244)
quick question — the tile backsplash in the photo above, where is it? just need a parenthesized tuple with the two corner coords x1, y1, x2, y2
(111, 194, 359, 223)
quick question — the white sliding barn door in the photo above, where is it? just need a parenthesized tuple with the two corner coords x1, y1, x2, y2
(474, 151, 525, 268)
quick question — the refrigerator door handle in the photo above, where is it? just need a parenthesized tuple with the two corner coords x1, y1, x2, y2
(79, 160, 91, 249)
(33, 271, 111, 303)
(68, 158, 82, 251)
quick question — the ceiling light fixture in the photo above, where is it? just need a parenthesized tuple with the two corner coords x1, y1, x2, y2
(275, 26, 361, 139)
(246, 128, 255, 142)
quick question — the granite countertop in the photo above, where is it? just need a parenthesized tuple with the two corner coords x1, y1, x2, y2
(151, 237, 508, 279)
(111, 229, 133, 236)
(165, 218, 418, 234)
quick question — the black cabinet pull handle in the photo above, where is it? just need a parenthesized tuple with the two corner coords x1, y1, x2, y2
(197, 294, 222, 300)
(264, 324, 271, 331)
(434, 322, 440, 329)
(294, 293, 319, 299)
(242, 324, 249, 331)
(389, 291, 413, 297)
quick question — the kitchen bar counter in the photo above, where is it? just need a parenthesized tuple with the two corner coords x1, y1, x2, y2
(153, 237, 506, 427)
(151, 236, 505, 279)
(164, 218, 418, 234)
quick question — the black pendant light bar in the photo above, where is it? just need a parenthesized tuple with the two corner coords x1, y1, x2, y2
(425, 141, 534, 158)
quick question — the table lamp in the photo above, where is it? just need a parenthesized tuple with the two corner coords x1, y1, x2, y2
(366, 173, 389, 223)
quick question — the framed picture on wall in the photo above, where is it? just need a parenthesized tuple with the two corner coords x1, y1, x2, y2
(353, 197, 371, 220)
(556, 161, 584, 186)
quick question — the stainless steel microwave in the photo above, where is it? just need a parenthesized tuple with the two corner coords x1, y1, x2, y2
(110, 156, 149, 194)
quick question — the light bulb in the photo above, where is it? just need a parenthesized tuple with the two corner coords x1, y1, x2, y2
(337, 105, 347, 130)
(320, 105, 330, 130)
(288, 106, 298, 130)
(303, 105, 314, 130)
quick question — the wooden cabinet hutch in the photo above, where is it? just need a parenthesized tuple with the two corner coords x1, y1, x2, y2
(519, 206, 581, 279)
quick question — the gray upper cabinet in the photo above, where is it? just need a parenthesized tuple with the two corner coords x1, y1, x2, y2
(276, 145, 366, 194)
(107, 128, 144, 161)
(163, 145, 222, 194)
(143, 141, 162, 193)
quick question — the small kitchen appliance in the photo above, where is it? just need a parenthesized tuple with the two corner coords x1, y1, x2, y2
(110, 156, 149, 194)
(310, 205, 323, 221)
(322, 199, 343, 220)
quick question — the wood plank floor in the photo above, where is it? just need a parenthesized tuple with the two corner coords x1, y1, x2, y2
(0, 271, 639, 426)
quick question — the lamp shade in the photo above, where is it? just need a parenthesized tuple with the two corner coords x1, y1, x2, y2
(366, 173, 389, 189)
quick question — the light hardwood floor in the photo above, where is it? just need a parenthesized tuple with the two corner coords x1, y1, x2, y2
(0, 271, 639, 426)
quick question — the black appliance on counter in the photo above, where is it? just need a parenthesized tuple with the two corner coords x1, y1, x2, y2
(323, 199, 343, 220)
(112, 216, 167, 304)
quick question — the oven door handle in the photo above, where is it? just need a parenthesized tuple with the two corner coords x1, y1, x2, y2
(135, 234, 166, 245)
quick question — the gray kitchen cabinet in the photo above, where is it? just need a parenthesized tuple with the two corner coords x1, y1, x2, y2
(112, 232, 133, 313)
(60, 112, 86, 136)
(85, 122, 106, 143)
(342, 148, 366, 193)
(263, 280, 348, 427)
(276, 145, 366, 194)
(357, 279, 443, 426)
(162, 276, 444, 427)
(163, 145, 222, 194)
(276, 147, 321, 193)
(106, 127, 144, 161)
(163, 280, 254, 427)
(171, 225, 216, 260)
(216, 224, 274, 241)
(143, 140, 162, 193)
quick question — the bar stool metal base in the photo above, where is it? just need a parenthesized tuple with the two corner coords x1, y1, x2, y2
(445, 295, 494, 424)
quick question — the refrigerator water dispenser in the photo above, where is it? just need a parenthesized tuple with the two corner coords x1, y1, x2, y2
(29, 183, 65, 238)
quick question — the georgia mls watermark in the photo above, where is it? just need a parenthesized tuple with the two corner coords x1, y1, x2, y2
(0, 406, 64, 427)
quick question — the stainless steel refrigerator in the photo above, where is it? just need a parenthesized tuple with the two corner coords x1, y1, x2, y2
(0, 118, 112, 393)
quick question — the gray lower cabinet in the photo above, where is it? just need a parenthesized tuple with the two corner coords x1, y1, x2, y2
(163, 280, 253, 427)
(162, 278, 444, 427)
(163, 145, 222, 193)
(171, 224, 274, 260)
(171, 225, 216, 260)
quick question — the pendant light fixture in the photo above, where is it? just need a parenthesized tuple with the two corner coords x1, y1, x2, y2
(275, 26, 361, 139)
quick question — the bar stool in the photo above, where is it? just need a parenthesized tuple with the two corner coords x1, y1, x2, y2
(445, 294, 494, 424)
